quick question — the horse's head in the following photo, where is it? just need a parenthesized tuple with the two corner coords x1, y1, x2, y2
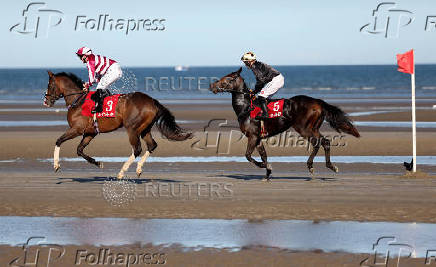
(44, 71, 84, 107)
(44, 71, 63, 107)
(209, 67, 247, 94)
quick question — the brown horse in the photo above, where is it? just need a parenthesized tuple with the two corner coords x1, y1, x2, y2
(210, 68, 360, 180)
(44, 71, 192, 178)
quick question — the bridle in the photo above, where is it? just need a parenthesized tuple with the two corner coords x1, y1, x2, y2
(213, 75, 261, 114)
(44, 91, 85, 101)
(214, 76, 253, 96)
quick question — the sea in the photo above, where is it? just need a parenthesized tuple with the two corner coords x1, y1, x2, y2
(1, 65, 436, 101)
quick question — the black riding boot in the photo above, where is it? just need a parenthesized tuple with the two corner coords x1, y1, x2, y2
(91, 89, 104, 113)
(256, 97, 269, 119)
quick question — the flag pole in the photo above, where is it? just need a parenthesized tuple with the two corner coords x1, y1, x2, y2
(411, 50, 417, 172)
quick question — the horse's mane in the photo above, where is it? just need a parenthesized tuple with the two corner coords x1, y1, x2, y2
(55, 72, 83, 89)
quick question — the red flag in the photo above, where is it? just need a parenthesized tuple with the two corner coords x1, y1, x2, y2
(396, 49, 414, 74)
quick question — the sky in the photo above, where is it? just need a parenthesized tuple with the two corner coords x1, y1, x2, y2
(1, 0, 436, 67)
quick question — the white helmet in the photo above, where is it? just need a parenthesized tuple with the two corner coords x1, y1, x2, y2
(241, 51, 256, 62)
(76, 46, 92, 56)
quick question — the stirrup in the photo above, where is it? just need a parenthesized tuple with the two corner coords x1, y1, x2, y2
(93, 114, 100, 134)
(260, 120, 267, 137)
(92, 102, 103, 113)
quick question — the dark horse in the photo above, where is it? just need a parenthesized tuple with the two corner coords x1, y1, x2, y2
(44, 71, 192, 178)
(210, 68, 360, 180)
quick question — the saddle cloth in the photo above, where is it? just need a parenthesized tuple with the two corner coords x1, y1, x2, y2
(81, 92, 121, 118)
(250, 99, 284, 119)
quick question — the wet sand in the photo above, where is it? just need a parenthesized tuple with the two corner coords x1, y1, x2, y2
(0, 99, 435, 266)
(1, 99, 436, 158)
(1, 164, 436, 222)
(0, 244, 430, 267)
(0, 99, 435, 222)
(1, 131, 436, 160)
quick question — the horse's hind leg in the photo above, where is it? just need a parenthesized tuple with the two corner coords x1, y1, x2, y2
(118, 130, 142, 179)
(77, 133, 102, 168)
(294, 126, 321, 174)
(307, 136, 321, 174)
(321, 136, 338, 173)
(303, 112, 324, 174)
(256, 142, 272, 181)
(136, 131, 157, 178)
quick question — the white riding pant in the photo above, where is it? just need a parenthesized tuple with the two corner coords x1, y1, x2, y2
(96, 63, 122, 90)
(258, 74, 284, 98)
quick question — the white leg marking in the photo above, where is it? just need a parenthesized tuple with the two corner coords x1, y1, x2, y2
(118, 151, 136, 179)
(136, 151, 150, 176)
(54, 145, 60, 170)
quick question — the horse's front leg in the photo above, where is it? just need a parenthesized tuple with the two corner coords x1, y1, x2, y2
(245, 135, 267, 171)
(54, 128, 81, 172)
(77, 133, 103, 168)
(256, 142, 272, 181)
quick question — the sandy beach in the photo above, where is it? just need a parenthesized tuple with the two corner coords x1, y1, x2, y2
(0, 244, 430, 267)
(0, 98, 435, 222)
(4, 0, 436, 264)
(0, 97, 435, 266)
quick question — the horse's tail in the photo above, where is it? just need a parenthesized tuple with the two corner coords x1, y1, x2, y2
(153, 99, 193, 141)
(321, 100, 360, 138)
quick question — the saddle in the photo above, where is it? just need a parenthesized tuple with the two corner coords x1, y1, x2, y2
(91, 89, 112, 103)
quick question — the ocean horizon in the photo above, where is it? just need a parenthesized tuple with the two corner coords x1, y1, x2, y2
(1, 65, 436, 100)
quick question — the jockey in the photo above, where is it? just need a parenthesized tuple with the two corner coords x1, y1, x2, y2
(241, 52, 284, 119)
(76, 47, 122, 113)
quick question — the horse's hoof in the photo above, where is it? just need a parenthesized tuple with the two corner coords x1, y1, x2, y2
(98, 162, 104, 169)
(136, 171, 142, 178)
(266, 164, 272, 175)
(327, 164, 338, 173)
(309, 167, 315, 174)
(117, 173, 124, 179)
(54, 165, 60, 172)
(262, 178, 271, 182)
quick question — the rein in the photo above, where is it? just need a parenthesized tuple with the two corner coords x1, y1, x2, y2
(45, 91, 86, 109)
(216, 87, 253, 96)
(215, 87, 257, 113)
(68, 92, 87, 108)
